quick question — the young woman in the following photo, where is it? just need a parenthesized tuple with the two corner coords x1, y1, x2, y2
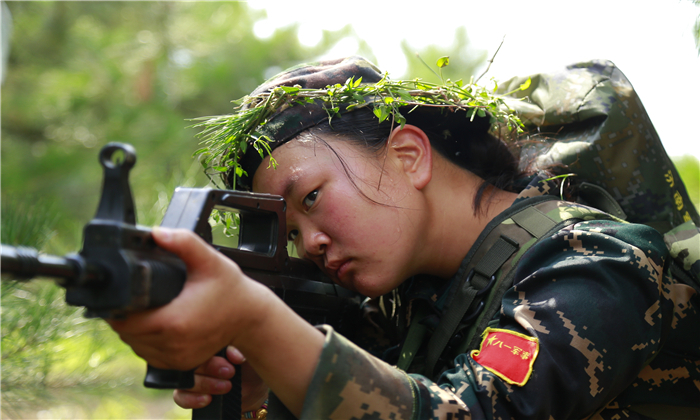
(108, 57, 700, 419)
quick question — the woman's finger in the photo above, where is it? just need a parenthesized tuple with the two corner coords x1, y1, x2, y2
(195, 354, 236, 379)
(174, 389, 212, 410)
(151, 227, 243, 280)
(194, 372, 233, 395)
(226, 345, 246, 365)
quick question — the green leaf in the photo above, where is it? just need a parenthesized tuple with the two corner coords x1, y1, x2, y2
(213, 166, 228, 172)
(397, 89, 412, 102)
(352, 92, 365, 102)
(353, 76, 362, 88)
(280, 86, 300, 94)
(395, 111, 406, 128)
(373, 105, 390, 123)
(436, 56, 450, 68)
(519, 77, 531, 91)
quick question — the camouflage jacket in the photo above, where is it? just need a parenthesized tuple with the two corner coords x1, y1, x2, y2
(298, 177, 700, 420)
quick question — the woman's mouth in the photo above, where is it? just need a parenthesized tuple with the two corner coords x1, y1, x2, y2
(326, 259, 352, 286)
(336, 259, 351, 282)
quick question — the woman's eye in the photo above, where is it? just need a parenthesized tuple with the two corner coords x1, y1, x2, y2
(288, 230, 299, 241)
(303, 190, 318, 209)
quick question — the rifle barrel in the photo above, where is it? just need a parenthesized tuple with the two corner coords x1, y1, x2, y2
(1, 244, 104, 286)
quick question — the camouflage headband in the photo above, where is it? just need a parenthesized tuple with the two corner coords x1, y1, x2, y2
(192, 55, 527, 191)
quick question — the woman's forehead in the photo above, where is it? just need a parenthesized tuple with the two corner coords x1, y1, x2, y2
(251, 135, 368, 193)
(251, 139, 326, 192)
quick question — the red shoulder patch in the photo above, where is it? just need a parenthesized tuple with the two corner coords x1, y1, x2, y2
(470, 327, 539, 386)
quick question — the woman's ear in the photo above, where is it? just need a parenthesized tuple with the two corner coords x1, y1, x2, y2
(388, 124, 432, 190)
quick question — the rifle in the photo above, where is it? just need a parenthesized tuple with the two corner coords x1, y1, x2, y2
(1, 142, 359, 419)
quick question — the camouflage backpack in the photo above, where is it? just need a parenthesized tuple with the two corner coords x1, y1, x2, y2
(404, 60, 700, 378)
(498, 59, 698, 286)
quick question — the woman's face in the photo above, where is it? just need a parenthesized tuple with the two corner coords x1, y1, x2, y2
(252, 135, 429, 298)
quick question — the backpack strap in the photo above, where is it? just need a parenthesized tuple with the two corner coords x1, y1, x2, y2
(421, 198, 617, 378)
(423, 234, 520, 377)
(459, 205, 584, 355)
(422, 196, 556, 377)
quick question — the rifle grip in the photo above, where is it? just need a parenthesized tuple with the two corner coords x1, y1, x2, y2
(192, 347, 242, 420)
(144, 365, 195, 389)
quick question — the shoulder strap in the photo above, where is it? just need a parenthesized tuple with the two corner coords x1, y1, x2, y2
(423, 235, 520, 377)
(421, 199, 617, 378)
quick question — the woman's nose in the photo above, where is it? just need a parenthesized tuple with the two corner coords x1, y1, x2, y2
(300, 230, 330, 260)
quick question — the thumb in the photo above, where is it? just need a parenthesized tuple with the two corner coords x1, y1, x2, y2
(226, 345, 246, 365)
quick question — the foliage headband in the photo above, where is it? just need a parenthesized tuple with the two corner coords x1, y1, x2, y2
(192, 55, 526, 191)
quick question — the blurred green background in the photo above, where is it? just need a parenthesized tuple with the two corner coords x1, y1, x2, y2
(1, 2, 698, 419)
(0, 2, 487, 418)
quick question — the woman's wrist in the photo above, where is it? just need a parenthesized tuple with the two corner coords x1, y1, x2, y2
(231, 293, 325, 417)
(242, 399, 268, 419)
(226, 278, 279, 351)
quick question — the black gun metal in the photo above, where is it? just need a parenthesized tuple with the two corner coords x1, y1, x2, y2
(1, 142, 358, 420)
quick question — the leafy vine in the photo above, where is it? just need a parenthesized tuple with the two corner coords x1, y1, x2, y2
(191, 57, 530, 188)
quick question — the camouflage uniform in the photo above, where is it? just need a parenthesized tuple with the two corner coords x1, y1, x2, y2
(299, 175, 700, 420)
(227, 57, 700, 419)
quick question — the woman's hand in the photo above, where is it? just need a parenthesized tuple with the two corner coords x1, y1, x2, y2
(173, 346, 269, 413)
(107, 226, 326, 417)
(107, 227, 271, 371)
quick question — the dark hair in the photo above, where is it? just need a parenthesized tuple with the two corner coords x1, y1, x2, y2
(302, 107, 525, 213)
